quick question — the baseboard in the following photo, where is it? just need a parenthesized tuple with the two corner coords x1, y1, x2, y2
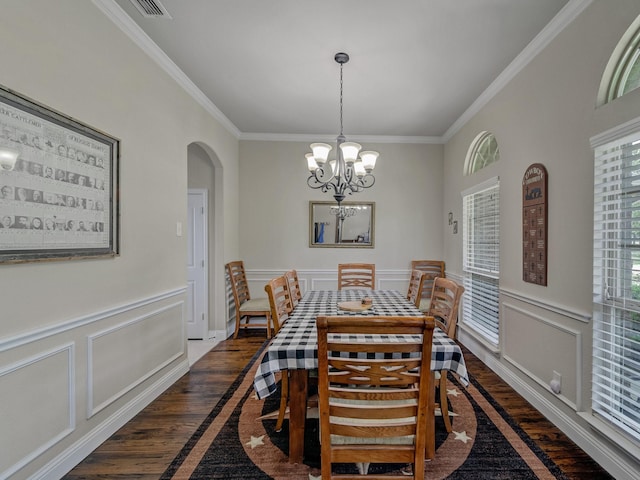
(208, 329, 226, 345)
(30, 359, 189, 480)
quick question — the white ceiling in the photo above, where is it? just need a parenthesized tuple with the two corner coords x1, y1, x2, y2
(107, 0, 573, 141)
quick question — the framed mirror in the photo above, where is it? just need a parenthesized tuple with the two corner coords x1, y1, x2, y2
(309, 201, 374, 248)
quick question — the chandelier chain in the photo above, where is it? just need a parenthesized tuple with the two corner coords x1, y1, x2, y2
(339, 62, 344, 136)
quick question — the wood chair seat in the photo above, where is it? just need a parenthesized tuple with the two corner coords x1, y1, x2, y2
(418, 298, 431, 312)
(238, 297, 270, 313)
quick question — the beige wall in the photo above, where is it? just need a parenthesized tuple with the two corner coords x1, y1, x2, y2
(2, 0, 640, 478)
(0, 1, 239, 478)
(443, 1, 640, 478)
(238, 140, 444, 274)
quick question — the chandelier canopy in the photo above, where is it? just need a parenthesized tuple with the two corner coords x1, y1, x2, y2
(305, 52, 378, 206)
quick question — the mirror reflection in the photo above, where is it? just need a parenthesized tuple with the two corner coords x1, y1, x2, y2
(309, 201, 374, 248)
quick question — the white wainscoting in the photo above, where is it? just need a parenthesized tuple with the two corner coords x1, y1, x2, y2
(0, 344, 75, 479)
(87, 301, 185, 418)
(502, 301, 582, 410)
(245, 268, 411, 300)
(0, 288, 189, 480)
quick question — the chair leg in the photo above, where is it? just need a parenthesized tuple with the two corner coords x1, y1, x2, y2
(233, 314, 243, 339)
(440, 373, 452, 433)
(266, 313, 272, 339)
(275, 372, 289, 432)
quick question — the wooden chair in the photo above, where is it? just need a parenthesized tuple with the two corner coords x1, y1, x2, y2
(225, 261, 272, 339)
(284, 269, 302, 308)
(410, 260, 445, 312)
(337, 263, 375, 290)
(264, 275, 294, 431)
(406, 269, 426, 308)
(427, 277, 464, 433)
(317, 315, 435, 480)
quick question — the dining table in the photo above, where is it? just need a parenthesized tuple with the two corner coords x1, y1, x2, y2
(253, 289, 470, 464)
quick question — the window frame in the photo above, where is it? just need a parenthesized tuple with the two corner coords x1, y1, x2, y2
(608, 26, 640, 102)
(461, 176, 500, 346)
(464, 131, 500, 176)
(591, 116, 640, 443)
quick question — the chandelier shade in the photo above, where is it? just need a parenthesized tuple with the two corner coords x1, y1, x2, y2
(305, 52, 378, 205)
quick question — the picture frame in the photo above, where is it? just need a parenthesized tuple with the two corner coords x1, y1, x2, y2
(309, 201, 375, 248)
(0, 85, 120, 263)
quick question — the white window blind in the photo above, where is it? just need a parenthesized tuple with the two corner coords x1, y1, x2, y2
(462, 178, 500, 345)
(593, 126, 640, 441)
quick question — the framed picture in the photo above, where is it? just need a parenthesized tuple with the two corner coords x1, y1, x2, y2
(0, 85, 119, 263)
(309, 201, 375, 248)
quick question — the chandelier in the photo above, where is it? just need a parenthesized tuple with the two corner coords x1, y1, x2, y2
(305, 52, 378, 206)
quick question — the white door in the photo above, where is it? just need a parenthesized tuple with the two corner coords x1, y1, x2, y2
(187, 190, 208, 339)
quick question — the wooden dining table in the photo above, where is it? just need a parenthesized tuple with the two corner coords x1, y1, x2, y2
(253, 289, 470, 463)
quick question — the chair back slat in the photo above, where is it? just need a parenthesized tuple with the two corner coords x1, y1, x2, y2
(264, 275, 292, 333)
(427, 277, 464, 340)
(284, 269, 302, 307)
(226, 260, 251, 308)
(407, 269, 426, 308)
(411, 260, 445, 306)
(337, 263, 375, 290)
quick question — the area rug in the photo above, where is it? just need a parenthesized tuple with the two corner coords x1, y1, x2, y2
(161, 343, 568, 480)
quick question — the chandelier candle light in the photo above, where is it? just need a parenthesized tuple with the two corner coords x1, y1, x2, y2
(305, 52, 379, 206)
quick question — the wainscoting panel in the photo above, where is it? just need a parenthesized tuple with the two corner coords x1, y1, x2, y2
(244, 269, 412, 301)
(502, 301, 581, 410)
(87, 301, 185, 417)
(0, 344, 75, 479)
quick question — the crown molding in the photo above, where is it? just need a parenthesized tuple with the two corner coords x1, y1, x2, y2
(238, 132, 443, 144)
(442, 0, 593, 143)
(92, 0, 241, 139)
(94, 0, 591, 146)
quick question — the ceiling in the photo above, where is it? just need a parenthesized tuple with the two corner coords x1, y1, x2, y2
(108, 0, 573, 141)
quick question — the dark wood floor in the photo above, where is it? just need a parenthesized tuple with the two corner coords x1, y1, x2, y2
(65, 330, 613, 479)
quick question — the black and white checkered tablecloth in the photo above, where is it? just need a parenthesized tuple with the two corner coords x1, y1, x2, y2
(253, 290, 469, 399)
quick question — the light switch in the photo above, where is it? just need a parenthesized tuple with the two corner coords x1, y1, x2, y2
(176, 221, 183, 237)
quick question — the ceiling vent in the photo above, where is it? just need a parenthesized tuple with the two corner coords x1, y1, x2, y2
(129, 0, 172, 19)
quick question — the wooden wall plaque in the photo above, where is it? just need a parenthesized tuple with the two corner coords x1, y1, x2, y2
(522, 163, 548, 286)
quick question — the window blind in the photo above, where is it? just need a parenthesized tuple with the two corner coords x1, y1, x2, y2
(462, 178, 500, 345)
(593, 127, 640, 441)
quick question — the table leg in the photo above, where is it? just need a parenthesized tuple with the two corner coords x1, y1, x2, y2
(426, 371, 436, 460)
(288, 369, 308, 463)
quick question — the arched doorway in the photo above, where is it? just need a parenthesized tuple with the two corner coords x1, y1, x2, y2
(186, 142, 224, 362)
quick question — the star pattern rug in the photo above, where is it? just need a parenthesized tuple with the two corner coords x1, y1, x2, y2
(161, 343, 569, 479)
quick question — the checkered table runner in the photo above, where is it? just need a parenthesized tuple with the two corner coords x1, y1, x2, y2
(253, 289, 469, 399)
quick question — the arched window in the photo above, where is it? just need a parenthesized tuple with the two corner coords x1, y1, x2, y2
(464, 131, 500, 176)
(599, 15, 640, 105)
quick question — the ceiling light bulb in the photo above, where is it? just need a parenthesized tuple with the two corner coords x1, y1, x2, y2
(306, 153, 318, 172)
(360, 151, 379, 171)
(339, 142, 361, 165)
(310, 143, 331, 165)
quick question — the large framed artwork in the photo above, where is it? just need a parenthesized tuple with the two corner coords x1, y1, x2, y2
(309, 201, 375, 248)
(0, 86, 120, 263)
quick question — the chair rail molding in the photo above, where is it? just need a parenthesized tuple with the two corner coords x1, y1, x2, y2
(500, 287, 591, 323)
(0, 287, 187, 353)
